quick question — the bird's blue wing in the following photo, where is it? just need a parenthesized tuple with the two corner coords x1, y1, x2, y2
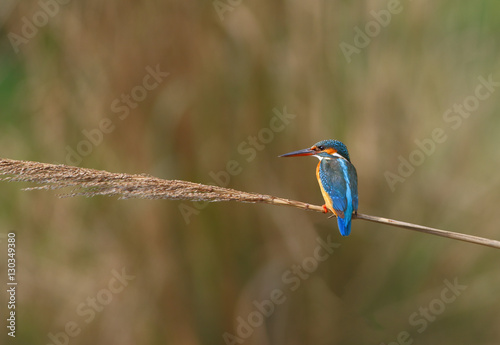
(318, 159, 348, 215)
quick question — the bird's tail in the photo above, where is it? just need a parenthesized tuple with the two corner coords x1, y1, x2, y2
(336, 215, 352, 236)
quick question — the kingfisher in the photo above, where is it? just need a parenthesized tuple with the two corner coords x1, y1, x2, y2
(279, 140, 358, 236)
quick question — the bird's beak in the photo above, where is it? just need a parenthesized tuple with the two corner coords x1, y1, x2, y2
(279, 147, 316, 157)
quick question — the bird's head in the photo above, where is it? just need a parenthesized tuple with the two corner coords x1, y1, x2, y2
(279, 139, 351, 162)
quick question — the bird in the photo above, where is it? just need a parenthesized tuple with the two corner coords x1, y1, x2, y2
(279, 139, 358, 236)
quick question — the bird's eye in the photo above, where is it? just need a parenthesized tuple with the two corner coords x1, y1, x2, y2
(317, 145, 325, 150)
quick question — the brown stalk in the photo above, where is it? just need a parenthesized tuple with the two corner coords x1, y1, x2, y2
(1, 157, 499, 249)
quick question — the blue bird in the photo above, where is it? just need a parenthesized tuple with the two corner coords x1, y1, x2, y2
(280, 140, 358, 236)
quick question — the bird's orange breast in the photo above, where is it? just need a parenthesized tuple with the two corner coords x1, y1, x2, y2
(316, 162, 338, 217)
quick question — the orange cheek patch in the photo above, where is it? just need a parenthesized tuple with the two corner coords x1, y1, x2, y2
(325, 148, 337, 155)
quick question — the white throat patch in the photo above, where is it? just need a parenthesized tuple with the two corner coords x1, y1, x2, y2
(315, 152, 345, 161)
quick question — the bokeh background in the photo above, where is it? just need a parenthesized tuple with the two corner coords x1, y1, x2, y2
(1, 0, 500, 344)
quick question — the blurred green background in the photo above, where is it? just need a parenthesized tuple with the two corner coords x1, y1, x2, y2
(1, 0, 500, 344)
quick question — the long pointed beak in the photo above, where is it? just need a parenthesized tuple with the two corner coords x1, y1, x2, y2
(279, 148, 316, 157)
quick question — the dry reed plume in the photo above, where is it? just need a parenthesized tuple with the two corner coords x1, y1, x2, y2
(1, 157, 499, 249)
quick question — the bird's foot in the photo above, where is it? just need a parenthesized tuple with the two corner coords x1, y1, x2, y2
(321, 204, 329, 214)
